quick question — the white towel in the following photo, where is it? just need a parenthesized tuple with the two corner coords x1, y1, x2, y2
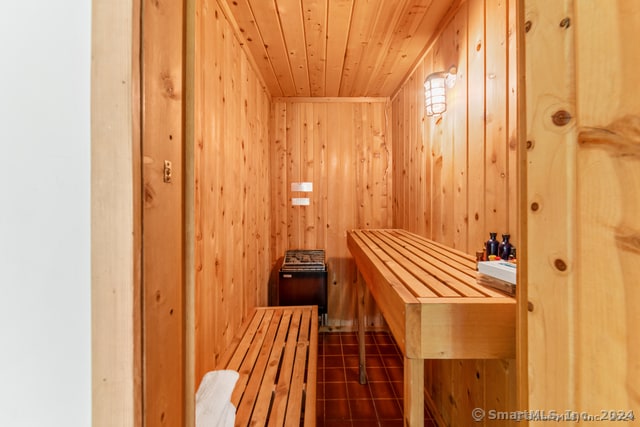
(196, 370, 239, 427)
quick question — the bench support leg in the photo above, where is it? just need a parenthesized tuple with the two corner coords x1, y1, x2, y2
(357, 272, 367, 384)
(404, 357, 424, 427)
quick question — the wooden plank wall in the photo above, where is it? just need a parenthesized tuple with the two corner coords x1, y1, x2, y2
(141, 0, 185, 425)
(393, 0, 518, 251)
(270, 98, 393, 328)
(573, 1, 640, 417)
(525, 0, 640, 420)
(193, 0, 273, 386)
(391, 0, 518, 425)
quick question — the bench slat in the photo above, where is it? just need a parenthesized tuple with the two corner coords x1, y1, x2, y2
(267, 308, 302, 427)
(303, 311, 317, 426)
(284, 309, 311, 426)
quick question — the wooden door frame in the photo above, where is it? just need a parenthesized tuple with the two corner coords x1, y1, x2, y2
(91, 0, 143, 425)
(515, 0, 529, 415)
(92, 0, 195, 425)
(91, 0, 529, 424)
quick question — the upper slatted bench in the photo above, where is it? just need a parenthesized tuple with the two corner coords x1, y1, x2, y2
(347, 229, 515, 426)
(347, 228, 515, 360)
(216, 306, 318, 426)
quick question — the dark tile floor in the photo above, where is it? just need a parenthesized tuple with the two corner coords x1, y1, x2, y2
(316, 331, 437, 427)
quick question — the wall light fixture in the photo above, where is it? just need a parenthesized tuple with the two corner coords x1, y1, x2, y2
(424, 66, 457, 117)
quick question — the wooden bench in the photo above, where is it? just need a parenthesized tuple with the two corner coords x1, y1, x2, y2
(347, 229, 516, 427)
(216, 306, 318, 426)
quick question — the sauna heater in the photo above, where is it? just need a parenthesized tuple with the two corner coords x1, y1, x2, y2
(277, 249, 328, 325)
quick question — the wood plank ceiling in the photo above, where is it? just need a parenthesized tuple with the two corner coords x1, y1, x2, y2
(220, 0, 460, 97)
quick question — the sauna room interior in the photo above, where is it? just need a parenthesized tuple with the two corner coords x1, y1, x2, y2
(91, 0, 639, 426)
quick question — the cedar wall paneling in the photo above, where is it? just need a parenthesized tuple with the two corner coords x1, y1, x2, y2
(392, 0, 518, 425)
(526, 0, 640, 420)
(194, 0, 272, 384)
(270, 99, 393, 328)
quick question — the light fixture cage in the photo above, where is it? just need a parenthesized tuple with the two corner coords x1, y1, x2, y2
(424, 72, 447, 116)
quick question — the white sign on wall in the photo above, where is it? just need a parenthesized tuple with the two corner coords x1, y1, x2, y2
(291, 182, 313, 192)
(291, 198, 310, 206)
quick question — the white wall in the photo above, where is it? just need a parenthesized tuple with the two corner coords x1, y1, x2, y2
(0, 1, 91, 426)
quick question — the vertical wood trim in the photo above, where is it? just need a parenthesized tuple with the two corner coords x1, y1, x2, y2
(515, 0, 528, 414)
(142, 0, 186, 424)
(507, 0, 519, 245)
(524, 0, 576, 413)
(91, 0, 141, 425)
(391, 95, 401, 228)
(132, 2, 143, 421)
(185, 0, 196, 424)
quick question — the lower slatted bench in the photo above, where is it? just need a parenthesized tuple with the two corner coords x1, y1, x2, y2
(216, 306, 318, 426)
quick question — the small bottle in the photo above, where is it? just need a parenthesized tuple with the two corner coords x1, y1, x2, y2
(499, 234, 513, 260)
(486, 232, 499, 258)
